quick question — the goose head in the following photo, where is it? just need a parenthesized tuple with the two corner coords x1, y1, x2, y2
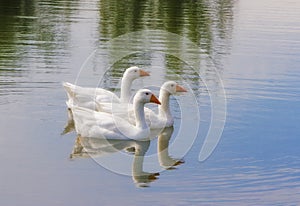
(134, 89, 161, 105)
(132, 89, 161, 130)
(161, 81, 187, 95)
(123, 66, 150, 81)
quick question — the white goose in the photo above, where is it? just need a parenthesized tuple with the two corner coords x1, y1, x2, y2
(71, 89, 161, 140)
(63, 66, 150, 110)
(97, 81, 187, 129)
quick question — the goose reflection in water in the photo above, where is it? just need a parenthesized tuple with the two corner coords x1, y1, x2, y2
(157, 126, 184, 169)
(61, 109, 75, 135)
(69, 126, 184, 187)
(70, 135, 159, 187)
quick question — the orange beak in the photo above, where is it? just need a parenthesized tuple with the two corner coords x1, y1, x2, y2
(150, 94, 161, 105)
(176, 85, 187, 92)
(139, 69, 150, 77)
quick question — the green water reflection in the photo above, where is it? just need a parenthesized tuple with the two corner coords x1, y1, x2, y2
(0, 0, 79, 71)
(98, 0, 234, 53)
(0, 0, 234, 85)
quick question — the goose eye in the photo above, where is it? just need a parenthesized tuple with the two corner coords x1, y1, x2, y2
(171, 84, 174, 87)
(145, 92, 149, 95)
(134, 70, 137, 72)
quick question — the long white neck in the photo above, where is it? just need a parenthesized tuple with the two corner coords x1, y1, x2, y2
(120, 76, 132, 103)
(133, 100, 148, 129)
(158, 90, 172, 120)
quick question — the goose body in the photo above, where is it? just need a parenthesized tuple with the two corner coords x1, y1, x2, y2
(97, 81, 187, 129)
(63, 66, 150, 110)
(71, 89, 161, 141)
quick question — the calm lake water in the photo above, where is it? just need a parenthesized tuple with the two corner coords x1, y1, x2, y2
(1, 0, 300, 205)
